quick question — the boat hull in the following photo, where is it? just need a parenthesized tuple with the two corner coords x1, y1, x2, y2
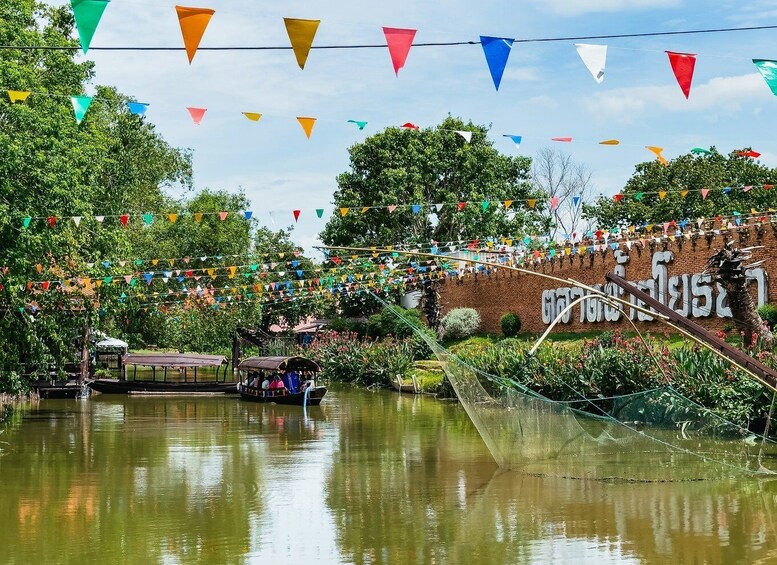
(238, 384, 326, 406)
(89, 379, 239, 395)
(37, 385, 86, 399)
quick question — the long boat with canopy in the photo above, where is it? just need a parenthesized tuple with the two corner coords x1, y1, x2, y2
(89, 352, 236, 394)
(237, 356, 326, 406)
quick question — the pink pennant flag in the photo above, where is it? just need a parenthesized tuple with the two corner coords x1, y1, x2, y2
(383, 27, 417, 75)
(387, 205, 398, 213)
(550, 196, 560, 210)
(187, 107, 207, 125)
(743, 185, 753, 192)
(666, 51, 696, 99)
(552, 137, 572, 142)
(701, 188, 710, 200)
(219, 211, 228, 221)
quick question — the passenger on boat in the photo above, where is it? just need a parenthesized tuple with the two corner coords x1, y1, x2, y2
(269, 374, 286, 394)
(261, 376, 270, 390)
(286, 370, 300, 393)
(249, 373, 260, 388)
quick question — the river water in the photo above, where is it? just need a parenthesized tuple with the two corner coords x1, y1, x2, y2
(2, 385, 777, 564)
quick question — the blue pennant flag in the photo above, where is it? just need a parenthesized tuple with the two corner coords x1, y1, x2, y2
(144, 272, 153, 285)
(127, 102, 149, 116)
(411, 204, 421, 214)
(244, 211, 253, 220)
(480, 36, 515, 91)
(572, 195, 581, 207)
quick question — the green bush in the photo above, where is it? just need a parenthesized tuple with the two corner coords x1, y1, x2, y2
(500, 313, 522, 337)
(366, 306, 424, 339)
(441, 308, 481, 339)
(758, 304, 777, 330)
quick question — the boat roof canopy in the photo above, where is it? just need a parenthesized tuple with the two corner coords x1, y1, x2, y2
(238, 356, 320, 372)
(122, 353, 228, 368)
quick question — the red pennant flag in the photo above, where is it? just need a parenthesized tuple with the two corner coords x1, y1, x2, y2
(383, 27, 417, 75)
(666, 51, 696, 99)
(614, 194, 623, 203)
(41, 281, 50, 290)
(293, 210, 301, 222)
(736, 150, 761, 158)
(401, 122, 420, 130)
(120, 214, 129, 227)
(48, 216, 56, 228)
(457, 202, 467, 211)
(187, 107, 207, 125)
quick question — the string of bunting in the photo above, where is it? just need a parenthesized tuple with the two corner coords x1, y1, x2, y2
(32, 3, 777, 99)
(11, 175, 777, 232)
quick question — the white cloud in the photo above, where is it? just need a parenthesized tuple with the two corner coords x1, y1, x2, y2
(583, 73, 772, 124)
(527, 0, 680, 16)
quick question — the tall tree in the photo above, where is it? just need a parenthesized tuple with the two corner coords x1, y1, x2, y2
(584, 148, 777, 228)
(0, 1, 191, 391)
(320, 116, 546, 248)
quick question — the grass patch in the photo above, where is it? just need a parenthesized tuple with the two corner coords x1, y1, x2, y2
(410, 361, 445, 393)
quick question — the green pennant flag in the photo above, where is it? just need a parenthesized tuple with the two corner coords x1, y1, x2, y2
(481, 201, 490, 212)
(22, 217, 31, 229)
(753, 59, 777, 96)
(634, 192, 644, 201)
(71, 0, 110, 54)
(70, 95, 93, 124)
(142, 213, 153, 225)
(316, 208, 324, 218)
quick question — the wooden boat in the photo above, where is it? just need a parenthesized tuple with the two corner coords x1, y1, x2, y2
(36, 382, 89, 399)
(89, 353, 237, 395)
(237, 356, 326, 406)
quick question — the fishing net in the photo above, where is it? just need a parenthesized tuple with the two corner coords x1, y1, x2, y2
(374, 294, 777, 482)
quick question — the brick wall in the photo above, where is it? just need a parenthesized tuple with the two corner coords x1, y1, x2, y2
(438, 226, 775, 335)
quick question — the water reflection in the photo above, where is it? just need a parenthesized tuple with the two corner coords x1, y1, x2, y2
(2, 388, 777, 563)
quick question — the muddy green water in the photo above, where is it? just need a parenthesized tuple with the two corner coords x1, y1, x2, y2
(2, 386, 777, 564)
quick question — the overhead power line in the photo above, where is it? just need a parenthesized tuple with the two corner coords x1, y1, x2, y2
(1, 24, 777, 51)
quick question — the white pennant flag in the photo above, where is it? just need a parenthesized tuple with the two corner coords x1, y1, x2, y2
(72, 216, 82, 227)
(435, 203, 444, 212)
(95, 215, 105, 223)
(454, 130, 472, 143)
(575, 43, 607, 84)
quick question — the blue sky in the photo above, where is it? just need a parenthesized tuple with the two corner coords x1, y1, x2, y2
(48, 0, 777, 254)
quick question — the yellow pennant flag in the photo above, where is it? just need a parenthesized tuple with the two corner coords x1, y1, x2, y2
(194, 212, 203, 223)
(207, 268, 215, 277)
(284, 18, 321, 69)
(646, 146, 668, 165)
(658, 191, 667, 200)
(228, 266, 237, 278)
(361, 207, 369, 214)
(340, 207, 349, 217)
(599, 139, 620, 145)
(8, 90, 31, 103)
(151, 259, 159, 266)
(96, 279, 103, 288)
(680, 190, 689, 198)
(503, 200, 513, 208)
(175, 6, 215, 64)
(243, 112, 262, 122)
(297, 116, 317, 139)
(168, 213, 178, 223)
(527, 199, 536, 208)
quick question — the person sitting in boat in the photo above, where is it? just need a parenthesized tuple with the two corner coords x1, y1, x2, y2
(269, 374, 286, 395)
(261, 376, 270, 391)
(286, 370, 300, 393)
(249, 373, 260, 388)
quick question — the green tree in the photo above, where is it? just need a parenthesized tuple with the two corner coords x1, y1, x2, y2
(320, 116, 545, 248)
(0, 1, 191, 391)
(584, 148, 777, 228)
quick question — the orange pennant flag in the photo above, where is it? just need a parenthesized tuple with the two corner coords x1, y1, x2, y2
(527, 199, 536, 208)
(599, 139, 620, 145)
(297, 116, 317, 139)
(284, 18, 321, 69)
(658, 191, 667, 200)
(168, 213, 178, 223)
(243, 112, 262, 122)
(194, 212, 203, 223)
(504, 200, 513, 208)
(339, 208, 349, 217)
(646, 146, 668, 165)
(8, 90, 31, 103)
(175, 6, 215, 64)
(680, 190, 689, 198)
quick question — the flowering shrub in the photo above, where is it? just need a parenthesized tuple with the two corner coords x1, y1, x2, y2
(305, 331, 414, 386)
(440, 308, 481, 339)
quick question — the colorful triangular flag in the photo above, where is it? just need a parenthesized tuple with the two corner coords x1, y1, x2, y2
(175, 6, 215, 64)
(187, 107, 207, 125)
(70, 0, 109, 54)
(284, 18, 320, 70)
(71, 95, 93, 124)
(666, 51, 696, 99)
(297, 116, 316, 139)
(574, 43, 607, 83)
(383, 27, 416, 75)
(480, 36, 514, 91)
